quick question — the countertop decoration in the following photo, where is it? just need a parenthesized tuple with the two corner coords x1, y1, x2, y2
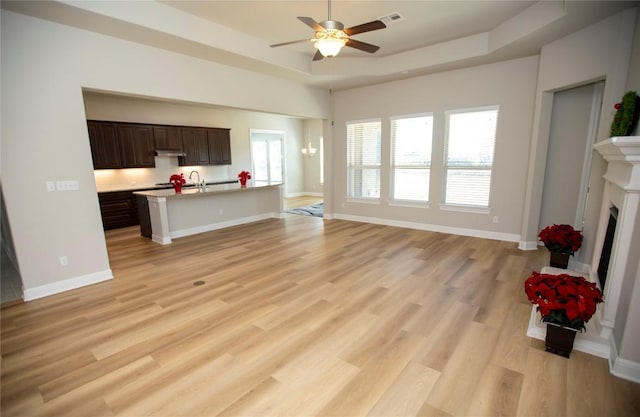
(169, 173, 186, 193)
(238, 170, 251, 187)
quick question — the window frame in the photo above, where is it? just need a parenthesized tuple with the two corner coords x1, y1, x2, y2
(442, 106, 499, 211)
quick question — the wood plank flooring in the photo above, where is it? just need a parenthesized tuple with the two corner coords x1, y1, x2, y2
(2, 215, 639, 416)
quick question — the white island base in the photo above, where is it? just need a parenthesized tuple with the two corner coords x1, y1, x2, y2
(134, 183, 283, 244)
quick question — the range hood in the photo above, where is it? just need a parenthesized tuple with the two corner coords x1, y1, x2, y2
(155, 149, 186, 157)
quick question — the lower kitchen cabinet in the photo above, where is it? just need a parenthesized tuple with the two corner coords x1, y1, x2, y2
(98, 191, 138, 230)
(136, 194, 152, 238)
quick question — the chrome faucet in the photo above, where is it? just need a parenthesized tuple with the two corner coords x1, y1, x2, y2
(188, 170, 201, 191)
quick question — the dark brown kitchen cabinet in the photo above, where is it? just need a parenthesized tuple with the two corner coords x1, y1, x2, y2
(179, 127, 231, 166)
(88, 121, 155, 169)
(208, 128, 232, 165)
(88, 121, 122, 169)
(179, 127, 210, 166)
(89, 120, 232, 168)
(136, 194, 152, 238)
(98, 191, 138, 230)
(153, 125, 183, 151)
(117, 124, 155, 168)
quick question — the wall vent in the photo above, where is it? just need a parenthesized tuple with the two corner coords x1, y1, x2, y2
(378, 12, 405, 25)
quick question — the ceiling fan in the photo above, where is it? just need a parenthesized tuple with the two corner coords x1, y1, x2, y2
(270, 0, 387, 61)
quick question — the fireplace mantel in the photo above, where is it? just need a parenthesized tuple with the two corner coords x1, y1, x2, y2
(591, 135, 640, 382)
(594, 136, 640, 191)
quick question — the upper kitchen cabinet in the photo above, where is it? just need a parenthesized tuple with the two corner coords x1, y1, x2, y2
(208, 128, 232, 165)
(88, 120, 155, 169)
(153, 125, 183, 151)
(88, 121, 122, 169)
(179, 127, 231, 166)
(179, 127, 210, 166)
(117, 124, 155, 168)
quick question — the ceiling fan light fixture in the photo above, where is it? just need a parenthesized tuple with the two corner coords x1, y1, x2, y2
(314, 29, 347, 57)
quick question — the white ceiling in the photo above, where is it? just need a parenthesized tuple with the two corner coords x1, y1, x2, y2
(3, 1, 639, 90)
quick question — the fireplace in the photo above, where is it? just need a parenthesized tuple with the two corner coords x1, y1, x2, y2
(591, 136, 640, 383)
(596, 205, 617, 290)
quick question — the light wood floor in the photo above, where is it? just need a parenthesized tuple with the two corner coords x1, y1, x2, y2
(2, 216, 639, 416)
(283, 195, 323, 211)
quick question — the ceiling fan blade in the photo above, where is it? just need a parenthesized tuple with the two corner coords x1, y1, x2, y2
(298, 16, 324, 32)
(270, 39, 310, 48)
(344, 20, 386, 36)
(312, 50, 324, 61)
(345, 38, 380, 54)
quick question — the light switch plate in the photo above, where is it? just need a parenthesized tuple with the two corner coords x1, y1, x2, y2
(56, 180, 79, 191)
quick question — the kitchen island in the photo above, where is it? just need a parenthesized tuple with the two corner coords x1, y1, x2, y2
(134, 182, 283, 244)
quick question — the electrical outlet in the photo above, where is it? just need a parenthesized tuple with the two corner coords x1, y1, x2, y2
(219, 209, 223, 215)
(46, 181, 56, 192)
(59, 256, 68, 266)
(493, 216, 499, 223)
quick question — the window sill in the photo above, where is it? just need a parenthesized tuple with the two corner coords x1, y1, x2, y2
(389, 200, 430, 209)
(440, 204, 490, 214)
(346, 197, 380, 205)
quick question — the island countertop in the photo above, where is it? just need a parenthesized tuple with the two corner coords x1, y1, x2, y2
(134, 182, 284, 244)
(133, 182, 283, 199)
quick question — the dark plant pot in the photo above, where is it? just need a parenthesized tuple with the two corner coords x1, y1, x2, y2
(549, 251, 570, 269)
(545, 323, 578, 358)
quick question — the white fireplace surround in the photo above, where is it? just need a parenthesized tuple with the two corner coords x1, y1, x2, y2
(527, 136, 640, 383)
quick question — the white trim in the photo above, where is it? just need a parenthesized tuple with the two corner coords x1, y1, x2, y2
(575, 81, 604, 229)
(170, 213, 281, 240)
(334, 213, 520, 242)
(23, 269, 113, 301)
(609, 338, 640, 383)
(518, 240, 539, 250)
(345, 197, 380, 205)
(388, 200, 430, 209)
(439, 204, 491, 214)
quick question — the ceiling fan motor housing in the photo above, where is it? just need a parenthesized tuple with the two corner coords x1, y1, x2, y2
(319, 20, 344, 30)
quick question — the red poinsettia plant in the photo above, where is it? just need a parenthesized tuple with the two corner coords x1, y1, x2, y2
(538, 224, 583, 255)
(169, 173, 186, 186)
(238, 170, 251, 185)
(524, 272, 603, 331)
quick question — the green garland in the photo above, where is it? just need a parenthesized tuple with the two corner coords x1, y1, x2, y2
(610, 91, 640, 136)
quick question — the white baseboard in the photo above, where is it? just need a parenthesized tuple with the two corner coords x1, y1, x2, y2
(170, 213, 281, 240)
(609, 336, 640, 383)
(519, 240, 538, 250)
(23, 269, 113, 301)
(334, 214, 520, 243)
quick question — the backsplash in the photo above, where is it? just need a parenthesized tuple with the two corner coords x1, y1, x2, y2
(93, 156, 233, 192)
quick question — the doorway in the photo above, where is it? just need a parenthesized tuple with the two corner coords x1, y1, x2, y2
(539, 81, 604, 232)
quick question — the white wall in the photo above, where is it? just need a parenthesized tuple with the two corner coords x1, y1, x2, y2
(0, 9, 329, 299)
(302, 119, 324, 196)
(331, 55, 539, 241)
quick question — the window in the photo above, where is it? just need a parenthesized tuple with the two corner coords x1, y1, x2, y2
(347, 120, 381, 199)
(444, 107, 498, 208)
(391, 114, 433, 202)
(250, 130, 283, 185)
